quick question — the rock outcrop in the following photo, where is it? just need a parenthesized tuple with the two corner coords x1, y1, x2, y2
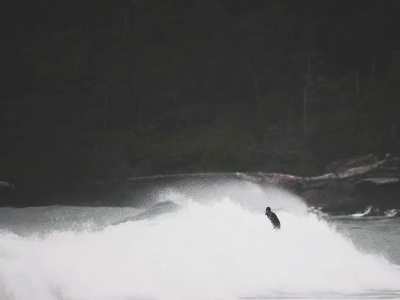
(257, 154, 400, 214)
(1, 154, 399, 214)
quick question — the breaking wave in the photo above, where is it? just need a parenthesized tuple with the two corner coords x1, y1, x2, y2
(0, 181, 399, 300)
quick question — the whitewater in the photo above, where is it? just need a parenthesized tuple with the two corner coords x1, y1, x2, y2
(0, 179, 399, 300)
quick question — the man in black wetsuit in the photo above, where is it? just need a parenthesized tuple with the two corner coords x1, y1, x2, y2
(265, 207, 280, 229)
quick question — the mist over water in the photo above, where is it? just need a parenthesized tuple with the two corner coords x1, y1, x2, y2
(1, 180, 400, 300)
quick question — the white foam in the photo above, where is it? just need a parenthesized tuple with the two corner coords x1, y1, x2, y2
(156, 180, 308, 216)
(385, 209, 398, 218)
(352, 205, 373, 217)
(1, 185, 400, 300)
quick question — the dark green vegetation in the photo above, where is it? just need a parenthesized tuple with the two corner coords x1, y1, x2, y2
(1, 0, 400, 186)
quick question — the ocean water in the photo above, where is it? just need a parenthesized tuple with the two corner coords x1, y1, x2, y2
(0, 179, 399, 300)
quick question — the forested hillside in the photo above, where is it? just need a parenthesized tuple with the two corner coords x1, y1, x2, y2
(1, 0, 400, 185)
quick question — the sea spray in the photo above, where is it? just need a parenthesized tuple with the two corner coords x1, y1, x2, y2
(0, 181, 400, 300)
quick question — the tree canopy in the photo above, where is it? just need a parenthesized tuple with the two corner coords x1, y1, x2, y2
(1, 0, 400, 184)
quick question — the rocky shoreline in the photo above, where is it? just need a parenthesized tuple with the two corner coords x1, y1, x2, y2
(257, 154, 400, 214)
(1, 154, 399, 214)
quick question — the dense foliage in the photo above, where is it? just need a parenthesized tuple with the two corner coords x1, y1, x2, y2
(1, 0, 400, 184)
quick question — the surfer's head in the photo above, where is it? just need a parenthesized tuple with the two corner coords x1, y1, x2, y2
(266, 207, 271, 213)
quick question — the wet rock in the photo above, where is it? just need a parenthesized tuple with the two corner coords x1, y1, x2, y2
(299, 154, 400, 214)
(251, 154, 400, 214)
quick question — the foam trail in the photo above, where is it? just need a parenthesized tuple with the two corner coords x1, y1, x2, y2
(352, 205, 373, 217)
(0, 184, 400, 300)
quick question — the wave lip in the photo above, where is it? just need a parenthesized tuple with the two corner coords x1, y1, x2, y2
(111, 200, 179, 225)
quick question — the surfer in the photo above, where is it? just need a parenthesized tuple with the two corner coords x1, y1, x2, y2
(265, 207, 280, 229)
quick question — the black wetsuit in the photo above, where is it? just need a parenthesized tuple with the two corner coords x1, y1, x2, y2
(266, 211, 281, 229)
